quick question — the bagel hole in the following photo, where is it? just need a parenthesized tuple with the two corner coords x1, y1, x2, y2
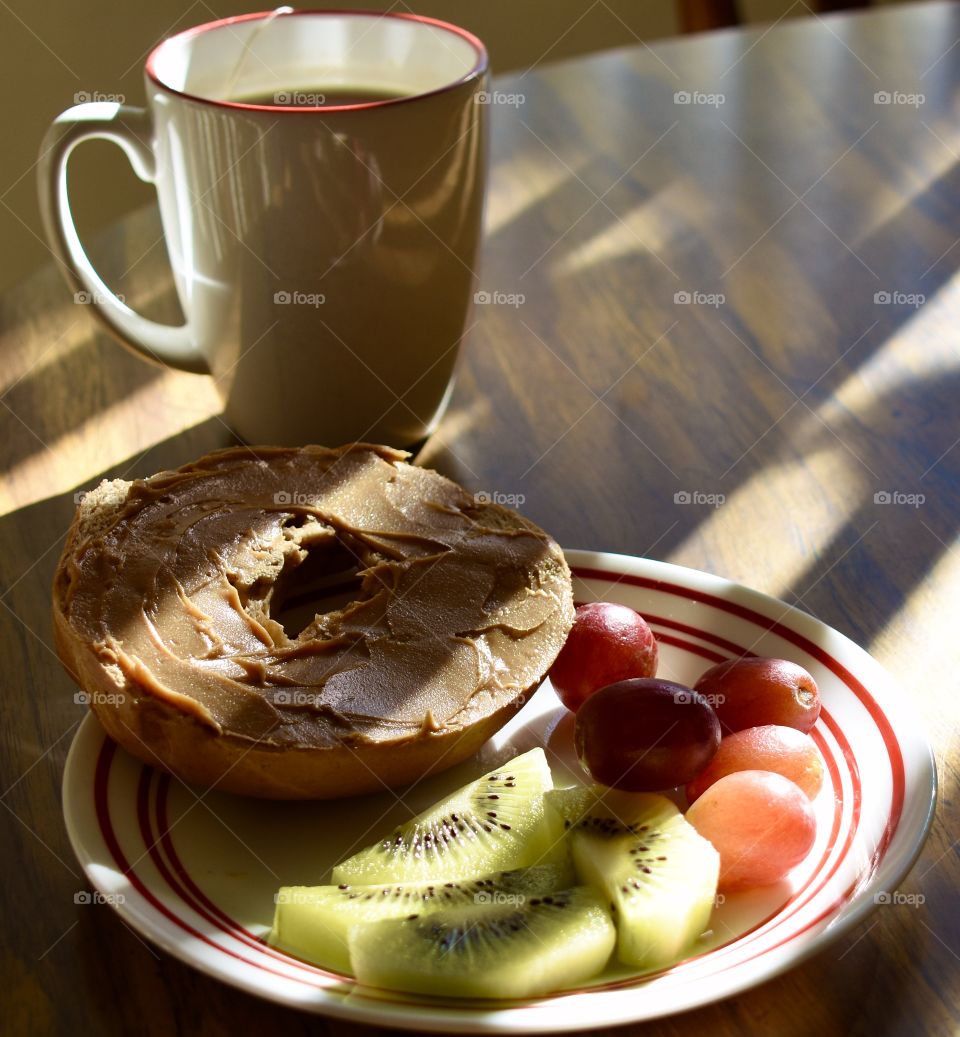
(271, 537, 364, 639)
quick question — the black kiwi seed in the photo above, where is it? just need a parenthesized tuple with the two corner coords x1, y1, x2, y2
(487, 812, 497, 818)
(488, 794, 499, 800)
(500, 823, 511, 831)
(407, 914, 419, 920)
(337, 883, 348, 890)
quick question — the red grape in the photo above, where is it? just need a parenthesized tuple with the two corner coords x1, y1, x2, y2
(685, 725, 825, 802)
(549, 602, 658, 712)
(695, 657, 820, 733)
(685, 770, 817, 890)
(574, 678, 720, 791)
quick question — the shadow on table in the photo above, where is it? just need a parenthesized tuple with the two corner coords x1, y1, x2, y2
(0, 418, 229, 1034)
(0, 417, 240, 821)
(447, 90, 960, 580)
(435, 130, 960, 654)
(772, 364, 960, 645)
(0, 330, 169, 475)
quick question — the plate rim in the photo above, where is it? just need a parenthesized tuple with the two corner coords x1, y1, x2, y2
(61, 548, 938, 1031)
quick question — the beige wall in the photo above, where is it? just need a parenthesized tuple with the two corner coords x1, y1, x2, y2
(0, 0, 919, 290)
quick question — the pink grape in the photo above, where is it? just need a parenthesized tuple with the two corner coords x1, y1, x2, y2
(695, 657, 820, 733)
(685, 725, 825, 802)
(684, 770, 817, 891)
(550, 602, 658, 712)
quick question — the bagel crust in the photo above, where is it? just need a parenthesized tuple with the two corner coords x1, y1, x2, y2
(53, 444, 573, 798)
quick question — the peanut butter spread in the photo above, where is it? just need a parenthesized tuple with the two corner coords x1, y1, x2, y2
(55, 445, 574, 748)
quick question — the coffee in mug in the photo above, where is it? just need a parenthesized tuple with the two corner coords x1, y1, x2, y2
(39, 11, 489, 447)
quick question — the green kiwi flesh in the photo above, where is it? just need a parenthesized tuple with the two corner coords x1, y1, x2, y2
(547, 786, 720, 968)
(332, 748, 564, 885)
(269, 861, 573, 973)
(347, 885, 615, 999)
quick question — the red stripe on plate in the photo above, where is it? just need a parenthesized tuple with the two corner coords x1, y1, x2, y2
(654, 633, 727, 665)
(574, 600, 754, 659)
(93, 738, 342, 993)
(155, 770, 337, 970)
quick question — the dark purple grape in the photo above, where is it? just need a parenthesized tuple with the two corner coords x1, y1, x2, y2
(574, 678, 720, 791)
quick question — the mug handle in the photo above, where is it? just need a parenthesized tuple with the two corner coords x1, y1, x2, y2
(38, 102, 208, 374)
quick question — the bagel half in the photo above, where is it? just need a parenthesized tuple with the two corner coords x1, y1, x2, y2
(53, 444, 573, 798)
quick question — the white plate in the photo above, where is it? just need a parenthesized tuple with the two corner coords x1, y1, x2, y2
(62, 550, 936, 1031)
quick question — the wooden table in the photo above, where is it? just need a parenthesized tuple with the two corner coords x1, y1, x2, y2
(2, 2, 957, 1034)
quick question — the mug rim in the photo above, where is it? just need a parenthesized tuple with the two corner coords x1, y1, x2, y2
(145, 9, 489, 114)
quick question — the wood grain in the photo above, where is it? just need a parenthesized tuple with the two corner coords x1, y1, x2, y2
(1, 3, 958, 1034)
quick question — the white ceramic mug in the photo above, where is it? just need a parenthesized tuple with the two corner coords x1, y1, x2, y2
(39, 10, 489, 446)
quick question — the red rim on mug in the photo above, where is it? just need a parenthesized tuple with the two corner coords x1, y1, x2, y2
(145, 9, 489, 114)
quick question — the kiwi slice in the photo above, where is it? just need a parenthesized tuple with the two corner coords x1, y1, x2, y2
(348, 885, 615, 999)
(269, 862, 573, 973)
(332, 748, 564, 885)
(547, 785, 719, 968)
